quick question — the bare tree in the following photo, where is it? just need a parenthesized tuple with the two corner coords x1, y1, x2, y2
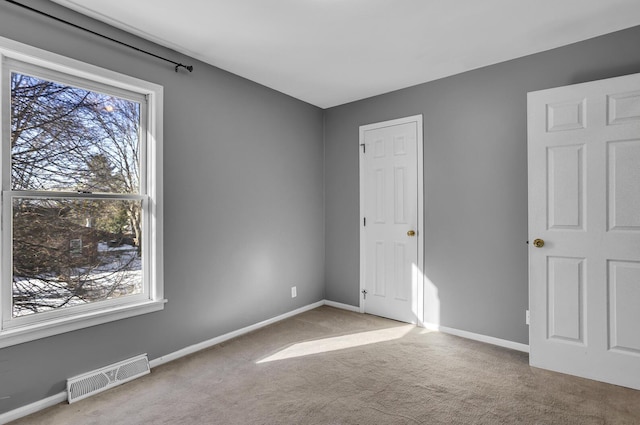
(10, 72, 143, 317)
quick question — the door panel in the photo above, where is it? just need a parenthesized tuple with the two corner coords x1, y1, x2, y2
(608, 140, 640, 231)
(547, 144, 585, 230)
(528, 72, 640, 390)
(608, 260, 640, 354)
(608, 91, 640, 124)
(374, 241, 385, 296)
(547, 256, 585, 343)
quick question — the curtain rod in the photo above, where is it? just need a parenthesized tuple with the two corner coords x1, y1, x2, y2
(5, 0, 194, 73)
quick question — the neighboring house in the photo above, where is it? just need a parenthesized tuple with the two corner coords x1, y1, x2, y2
(13, 205, 100, 276)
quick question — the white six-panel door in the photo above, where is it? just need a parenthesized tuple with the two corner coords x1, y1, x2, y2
(528, 73, 640, 389)
(360, 116, 423, 324)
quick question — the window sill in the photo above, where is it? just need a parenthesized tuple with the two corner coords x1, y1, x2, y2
(0, 299, 167, 348)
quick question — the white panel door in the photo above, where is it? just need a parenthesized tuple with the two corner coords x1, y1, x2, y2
(528, 73, 640, 389)
(360, 116, 422, 324)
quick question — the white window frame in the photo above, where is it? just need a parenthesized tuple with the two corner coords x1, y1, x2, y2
(0, 36, 164, 348)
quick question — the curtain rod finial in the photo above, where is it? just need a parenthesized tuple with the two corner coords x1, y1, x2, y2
(175, 64, 194, 73)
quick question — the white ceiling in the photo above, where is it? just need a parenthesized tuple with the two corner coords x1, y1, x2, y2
(51, 0, 640, 108)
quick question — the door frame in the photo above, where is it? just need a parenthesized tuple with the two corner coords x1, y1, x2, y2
(358, 114, 424, 325)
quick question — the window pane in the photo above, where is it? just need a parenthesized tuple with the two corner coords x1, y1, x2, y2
(10, 72, 141, 193)
(12, 198, 143, 318)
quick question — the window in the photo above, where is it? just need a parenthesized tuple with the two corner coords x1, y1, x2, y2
(0, 37, 164, 347)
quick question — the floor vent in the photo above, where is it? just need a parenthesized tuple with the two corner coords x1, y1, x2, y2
(67, 354, 150, 404)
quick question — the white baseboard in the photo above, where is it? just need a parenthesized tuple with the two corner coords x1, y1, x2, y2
(149, 300, 325, 368)
(0, 392, 66, 425)
(324, 303, 529, 354)
(423, 322, 529, 353)
(1, 300, 528, 423)
(0, 300, 325, 423)
(324, 300, 360, 313)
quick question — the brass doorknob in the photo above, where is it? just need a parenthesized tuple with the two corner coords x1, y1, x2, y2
(407, 230, 416, 237)
(533, 239, 545, 248)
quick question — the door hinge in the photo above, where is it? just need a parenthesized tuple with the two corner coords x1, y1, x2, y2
(362, 289, 368, 299)
(360, 143, 366, 153)
(363, 217, 366, 226)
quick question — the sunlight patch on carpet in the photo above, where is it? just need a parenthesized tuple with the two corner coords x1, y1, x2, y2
(257, 325, 417, 363)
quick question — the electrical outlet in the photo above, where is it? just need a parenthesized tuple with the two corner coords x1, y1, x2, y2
(291, 286, 297, 298)
(526, 309, 530, 325)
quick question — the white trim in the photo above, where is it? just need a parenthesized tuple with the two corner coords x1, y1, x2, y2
(0, 300, 529, 422)
(0, 392, 67, 425)
(0, 300, 166, 349)
(0, 36, 159, 96)
(149, 301, 325, 368)
(324, 300, 360, 313)
(358, 115, 424, 323)
(415, 118, 424, 326)
(0, 36, 164, 347)
(423, 322, 530, 353)
(0, 300, 324, 422)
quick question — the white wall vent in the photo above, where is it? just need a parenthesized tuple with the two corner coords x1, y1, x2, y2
(67, 354, 150, 403)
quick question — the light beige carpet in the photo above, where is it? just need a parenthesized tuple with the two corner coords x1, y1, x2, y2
(11, 306, 640, 424)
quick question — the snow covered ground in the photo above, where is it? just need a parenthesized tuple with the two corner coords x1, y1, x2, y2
(12, 243, 142, 317)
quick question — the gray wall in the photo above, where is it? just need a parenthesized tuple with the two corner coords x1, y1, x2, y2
(3, 0, 640, 415)
(324, 25, 640, 345)
(0, 0, 324, 413)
